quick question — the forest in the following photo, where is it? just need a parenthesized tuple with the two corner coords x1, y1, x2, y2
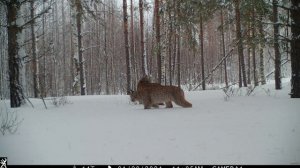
(0, 0, 300, 108)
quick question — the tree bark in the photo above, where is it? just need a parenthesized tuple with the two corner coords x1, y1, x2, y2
(290, 0, 300, 98)
(220, 8, 228, 88)
(61, 0, 67, 95)
(154, 0, 161, 84)
(7, 0, 25, 107)
(177, 27, 181, 88)
(199, 14, 205, 90)
(139, 0, 147, 76)
(234, 0, 247, 87)
(251, 7, 258, 86)
(130, 0, 137, 89)
(273, 0, 281, 90)
(103, 4, 109, 95)
(75, 0, 86, 95)
(258, 13, 266, 85)
(168, 1, 174, 86)
(30, 0, 39, 98)
(123, 0, 132, 94)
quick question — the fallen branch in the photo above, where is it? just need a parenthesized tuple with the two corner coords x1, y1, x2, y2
(193, 48, 234, 91)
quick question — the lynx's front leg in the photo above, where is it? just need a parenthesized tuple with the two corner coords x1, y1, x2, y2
(165, 101, 173, 108)
(143, 96, 152, 109)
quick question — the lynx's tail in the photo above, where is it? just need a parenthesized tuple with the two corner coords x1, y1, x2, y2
(174, 89, 192, 108)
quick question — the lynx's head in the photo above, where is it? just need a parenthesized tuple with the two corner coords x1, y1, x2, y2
(129, 90, 139, 102)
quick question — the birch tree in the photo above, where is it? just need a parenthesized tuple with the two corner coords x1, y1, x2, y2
(5, 0, 25, 107)
(30, 0, 39, 98)
(139, 0, 148, 76)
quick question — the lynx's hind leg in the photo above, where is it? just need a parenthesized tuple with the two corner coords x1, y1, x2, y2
(165, 101, 173, 108)
(152, 104, 159, 108)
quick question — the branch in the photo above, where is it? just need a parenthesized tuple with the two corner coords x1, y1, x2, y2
(265, 59, 290, 79)
(193, 48, 234, 91)
(81, 45, 102, 52)
(276, 4, 291, 11)
(20, 4, 52, 28)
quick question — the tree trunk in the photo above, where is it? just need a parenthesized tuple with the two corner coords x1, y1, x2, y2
(259, 13, 266, 85)
(252, 7, 258, 86)
(75, 0, 86, 95)
(177, 27, 181, 88)
(290, 0, 300, 98)
(123, 0, 132, 94)
(53, 0, 59, 96)
(41, 0, 46, 97)
(154, 0, 161, 84)
(104, 5, 109, 95)
(234, 0, 247, 87)
(247, 41, 251, 85)
(168, 2, 174, 86)
(70, 5, 75, 95)
(30, 0, 39, 98)
(220, 8, 228, 88)
(130, 0, 137, 89)
(273, 0, 281, 90)
(139, 0, 148, 76)
(199, 14, 205, 90)
(61, 0, 67, 95)
(7, 0, 25, 108)
(247, 23, 251, 85)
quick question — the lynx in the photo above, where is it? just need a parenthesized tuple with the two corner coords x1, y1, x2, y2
(129, 76, 163, 107)
(130, 77, 192, 109)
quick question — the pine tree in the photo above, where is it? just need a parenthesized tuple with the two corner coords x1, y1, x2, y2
(290, 0, 300, 98)
(234, 0, 247, 87)
(273, 0, 281, 90)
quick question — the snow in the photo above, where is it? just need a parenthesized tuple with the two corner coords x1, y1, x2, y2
(1, 79, 300, 165)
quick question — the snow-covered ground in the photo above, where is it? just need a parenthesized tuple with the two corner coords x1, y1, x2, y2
(1, 79, 300, 165)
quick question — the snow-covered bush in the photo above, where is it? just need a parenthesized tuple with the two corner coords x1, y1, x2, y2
(222, 85, 257, 101)
(0, 105, 23, 136)
(51, 96, 71, 107)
